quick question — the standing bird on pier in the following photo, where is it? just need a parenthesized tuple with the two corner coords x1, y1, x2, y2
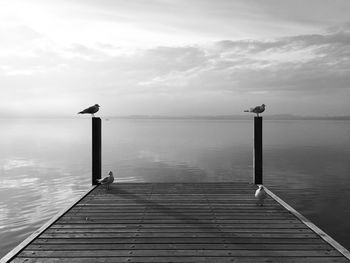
(98, 171, 114, 190)
(78, 104, 100, 117)
(255, 185, 267, 206)
(244, 104, 266, 116)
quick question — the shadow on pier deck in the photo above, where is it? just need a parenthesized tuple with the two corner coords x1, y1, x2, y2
(2, 182, 350, 262)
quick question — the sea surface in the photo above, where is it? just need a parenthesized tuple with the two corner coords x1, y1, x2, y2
(0, 118, 350, 257)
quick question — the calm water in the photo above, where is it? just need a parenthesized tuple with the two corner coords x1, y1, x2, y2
(0, 118, 350, 257)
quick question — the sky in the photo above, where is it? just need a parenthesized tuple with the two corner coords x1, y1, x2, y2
(1, 0, 350, 117)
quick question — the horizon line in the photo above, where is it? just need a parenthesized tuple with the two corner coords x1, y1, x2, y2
(1, 114, 350, 120)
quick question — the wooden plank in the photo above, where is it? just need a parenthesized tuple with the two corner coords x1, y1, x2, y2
(88, 199, 265, 202)
(67, 213, 291, 217)
(76, 203, 282, 207)
(61, 215, 294, 220)
(44, 229, 313, 234)
(11, 257, 350, 263)
(70, 209, 287, 213)
(59, 220, 298, 225)
(17, 249, 343, 257)
(68, 210, 291, 215)
(27, 243, 333, 251)
(50, 223, 309, 229)
(32, 237, 327, 244)
(72, 206, 286, 210)
(38, 232, 319, 238)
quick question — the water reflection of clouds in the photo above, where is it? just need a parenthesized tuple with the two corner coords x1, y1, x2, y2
(0, 177, 39, 189)
(2, 159, 36, 171)
(0, 205, 9, 230)
(137, 150, 161, 162)
(0, 170, 93, 256)
(0, 161, 92, 238)
(117, 177, 143, 182)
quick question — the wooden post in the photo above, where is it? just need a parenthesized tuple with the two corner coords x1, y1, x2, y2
(254, 116, 263, 184)
(92, 117, 101, 185)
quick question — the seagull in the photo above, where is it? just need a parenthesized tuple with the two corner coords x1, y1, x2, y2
(244, 104, 266, 116)
(255, 185, 267, 206)
(78, 104, 100, 117)
(98, 171, 114, 190)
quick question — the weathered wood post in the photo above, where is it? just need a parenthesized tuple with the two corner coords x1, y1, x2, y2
(92, 117, 101, 185)
(254, 116, 263, 184)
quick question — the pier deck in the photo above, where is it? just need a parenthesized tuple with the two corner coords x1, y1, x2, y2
(4, 182, 350, 262)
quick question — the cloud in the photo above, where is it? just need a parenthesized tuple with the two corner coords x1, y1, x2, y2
(0, 25, 43, 47)
(206, 26, 350, 94)
(1, 21, 350, 116)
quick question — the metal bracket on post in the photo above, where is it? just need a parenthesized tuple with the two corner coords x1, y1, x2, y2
(254, 116, 263, 184)
(92, 117, 101, 185)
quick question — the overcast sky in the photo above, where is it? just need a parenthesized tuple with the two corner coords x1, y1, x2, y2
(1, 0, 350, 117)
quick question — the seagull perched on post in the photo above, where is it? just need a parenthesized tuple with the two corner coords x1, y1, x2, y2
(78, 104, 100, 117)
(244, 104, 266, 116)
(98, 171, 114, 190)
(255, 185, 267, 206)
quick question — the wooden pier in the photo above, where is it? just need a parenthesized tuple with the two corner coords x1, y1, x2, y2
(2, 182, 350, 262)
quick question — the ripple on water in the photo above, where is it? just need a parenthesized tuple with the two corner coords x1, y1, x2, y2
(0, 163, 91, 257)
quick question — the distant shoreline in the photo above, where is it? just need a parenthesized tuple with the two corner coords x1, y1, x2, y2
(1, 115, 350, 120)
(107, 115, 350, 121)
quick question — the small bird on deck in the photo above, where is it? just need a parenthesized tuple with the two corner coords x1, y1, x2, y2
(98, 171, 114, 190)
(244, 104, 266, 116)
(78, 104, 100, 117)
(255, 185, 267, 206)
